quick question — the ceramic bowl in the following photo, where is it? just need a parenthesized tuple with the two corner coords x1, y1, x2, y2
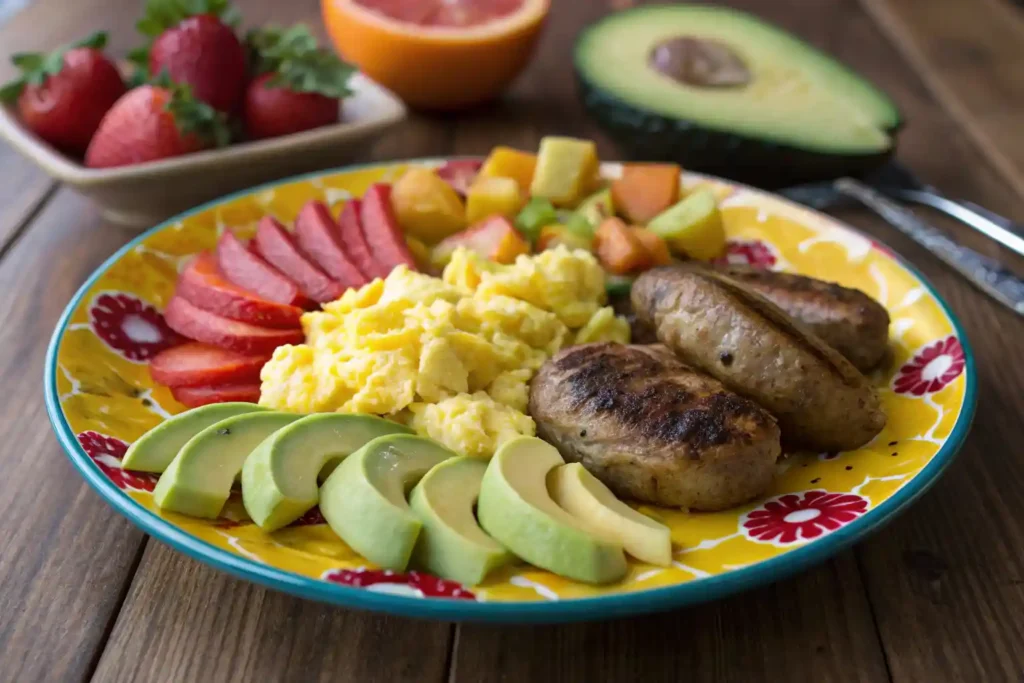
(0, 74, 405, 228)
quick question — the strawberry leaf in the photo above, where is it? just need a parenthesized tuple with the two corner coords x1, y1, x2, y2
(247, 25, 355, 100)
(0, 80, 23, 104)
(136, 0, 239, 37)
(1, 31, 109, 102)
(163, 79, 232, 148)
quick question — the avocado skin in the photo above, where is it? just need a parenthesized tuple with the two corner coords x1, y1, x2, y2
(576, 74, 898, 188)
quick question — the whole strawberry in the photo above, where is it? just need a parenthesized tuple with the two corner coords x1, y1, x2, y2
(134, 0, 246, 113)
(85, 81, 230, 168)
(243, 25, 354, 140)
(0, 32, 125, 155)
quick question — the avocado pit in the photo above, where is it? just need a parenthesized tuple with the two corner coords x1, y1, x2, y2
(648, 36, 751, 88)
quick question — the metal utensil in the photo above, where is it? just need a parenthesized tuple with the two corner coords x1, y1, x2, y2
(865, 163, 1024, 257)
(832, 178, 1024, 316)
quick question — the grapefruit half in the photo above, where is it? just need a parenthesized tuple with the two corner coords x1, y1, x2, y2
(321, 0, 549, 110)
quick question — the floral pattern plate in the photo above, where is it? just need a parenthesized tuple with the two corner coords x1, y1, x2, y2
(44, 160, 976, 622)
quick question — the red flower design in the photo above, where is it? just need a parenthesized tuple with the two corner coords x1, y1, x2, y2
(713, 240, 778, 269)
(893, 336, 966, 396)
(77, 431, 158, 492)
(742, 490, 868, 545)
(323, 568, 476, 600)
(90, 292, 180, 362)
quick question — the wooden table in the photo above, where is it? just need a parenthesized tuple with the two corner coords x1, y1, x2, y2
(2, 0, 1022, 680)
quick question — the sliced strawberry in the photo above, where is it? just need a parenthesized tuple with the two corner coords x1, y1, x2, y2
(360, 184, 417, 274)
(177, 252, 303, 328)
(294, 201, 368, 288)
(254, 216, 346, 303)
(171, 382, 262, 408)
(435, 159, 482, 196)
(216, 231, 313, 309)
(337, 199, 388, 280)
(164, 296, 303, 355)
(150, 342, 270, 388)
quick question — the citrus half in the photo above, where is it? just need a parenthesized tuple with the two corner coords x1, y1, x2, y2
(321, 0, 549, 110)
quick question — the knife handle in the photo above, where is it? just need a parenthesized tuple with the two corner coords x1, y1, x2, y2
(835, 178, 1024, 317)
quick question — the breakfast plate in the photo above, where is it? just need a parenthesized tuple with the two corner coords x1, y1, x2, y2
(44, 159, 975, 622)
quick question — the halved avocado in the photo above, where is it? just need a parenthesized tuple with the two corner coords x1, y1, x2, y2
(574, 5, 901, 185)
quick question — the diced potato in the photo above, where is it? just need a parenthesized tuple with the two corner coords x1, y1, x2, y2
(536, 225, 594, 253)
(465, 176, 523, 224)
(405, 235, 432, 271)
(391, 167, 466, 243)
(530, 137, 599, 207)
(647, 189, 726, 260)
(479, 146, 537, 190)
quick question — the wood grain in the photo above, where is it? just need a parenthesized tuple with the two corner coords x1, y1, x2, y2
(0, 145, 54, 255)
(91, 543, 453, 683)
(452, 554, 888, 683)
(861, 0, 1024, 205)
(0, 189, 147, 683)
(1, 0, 1024, 680)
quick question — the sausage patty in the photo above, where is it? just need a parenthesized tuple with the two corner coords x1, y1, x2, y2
(530, 343, 781, 511)
(714, 265, 890, 371)
(632, 267, 885, 452)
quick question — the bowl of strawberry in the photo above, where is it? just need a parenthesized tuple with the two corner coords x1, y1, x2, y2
(0, 0, 405, 228)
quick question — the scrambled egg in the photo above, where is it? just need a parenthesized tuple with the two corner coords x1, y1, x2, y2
(260, 246, 630, 458)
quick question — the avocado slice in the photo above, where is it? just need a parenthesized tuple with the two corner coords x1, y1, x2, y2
(549, 463, 672, 566)
(477, 437, 627, 584)
(409, 457, 514, 586)
(241, 414, 413, 532)
(122, 403, 267, 473)
(575, 5, 901, 185)
(319, 435, 457, 570)
(153, 411, 302, 519)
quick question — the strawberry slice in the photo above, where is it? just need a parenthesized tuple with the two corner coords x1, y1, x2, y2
(254, 216, 347, 303)
(337, 199, 389, 280)
(216, 232, 313, 309)
(171, 382, 262, 408)
(177, 252, 303, 328)
(435, 159, 482, 196)
(294, 201, 369, 289)
(164, 296, 304, 355)
(360, 184, 417, 274)
(150, 342, 270, 388)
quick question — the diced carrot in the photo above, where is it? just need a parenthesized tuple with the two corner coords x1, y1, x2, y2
(630, 226, 672, 266)
(594, 217, 651, 275)
(610, 163, 682, 224)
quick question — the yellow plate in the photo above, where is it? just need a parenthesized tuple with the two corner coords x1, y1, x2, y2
(44, 161, 975, 622)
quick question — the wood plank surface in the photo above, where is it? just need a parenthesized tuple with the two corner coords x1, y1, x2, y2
(0, 189, 148, 683)
(451, 554, 888, 683)
(91, 543, 453, 683)
(1, 0, 1023, 680)
(861, 0, 1024, 204)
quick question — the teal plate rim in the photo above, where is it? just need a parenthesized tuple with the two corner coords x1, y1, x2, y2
(44, 159, 977, 623)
